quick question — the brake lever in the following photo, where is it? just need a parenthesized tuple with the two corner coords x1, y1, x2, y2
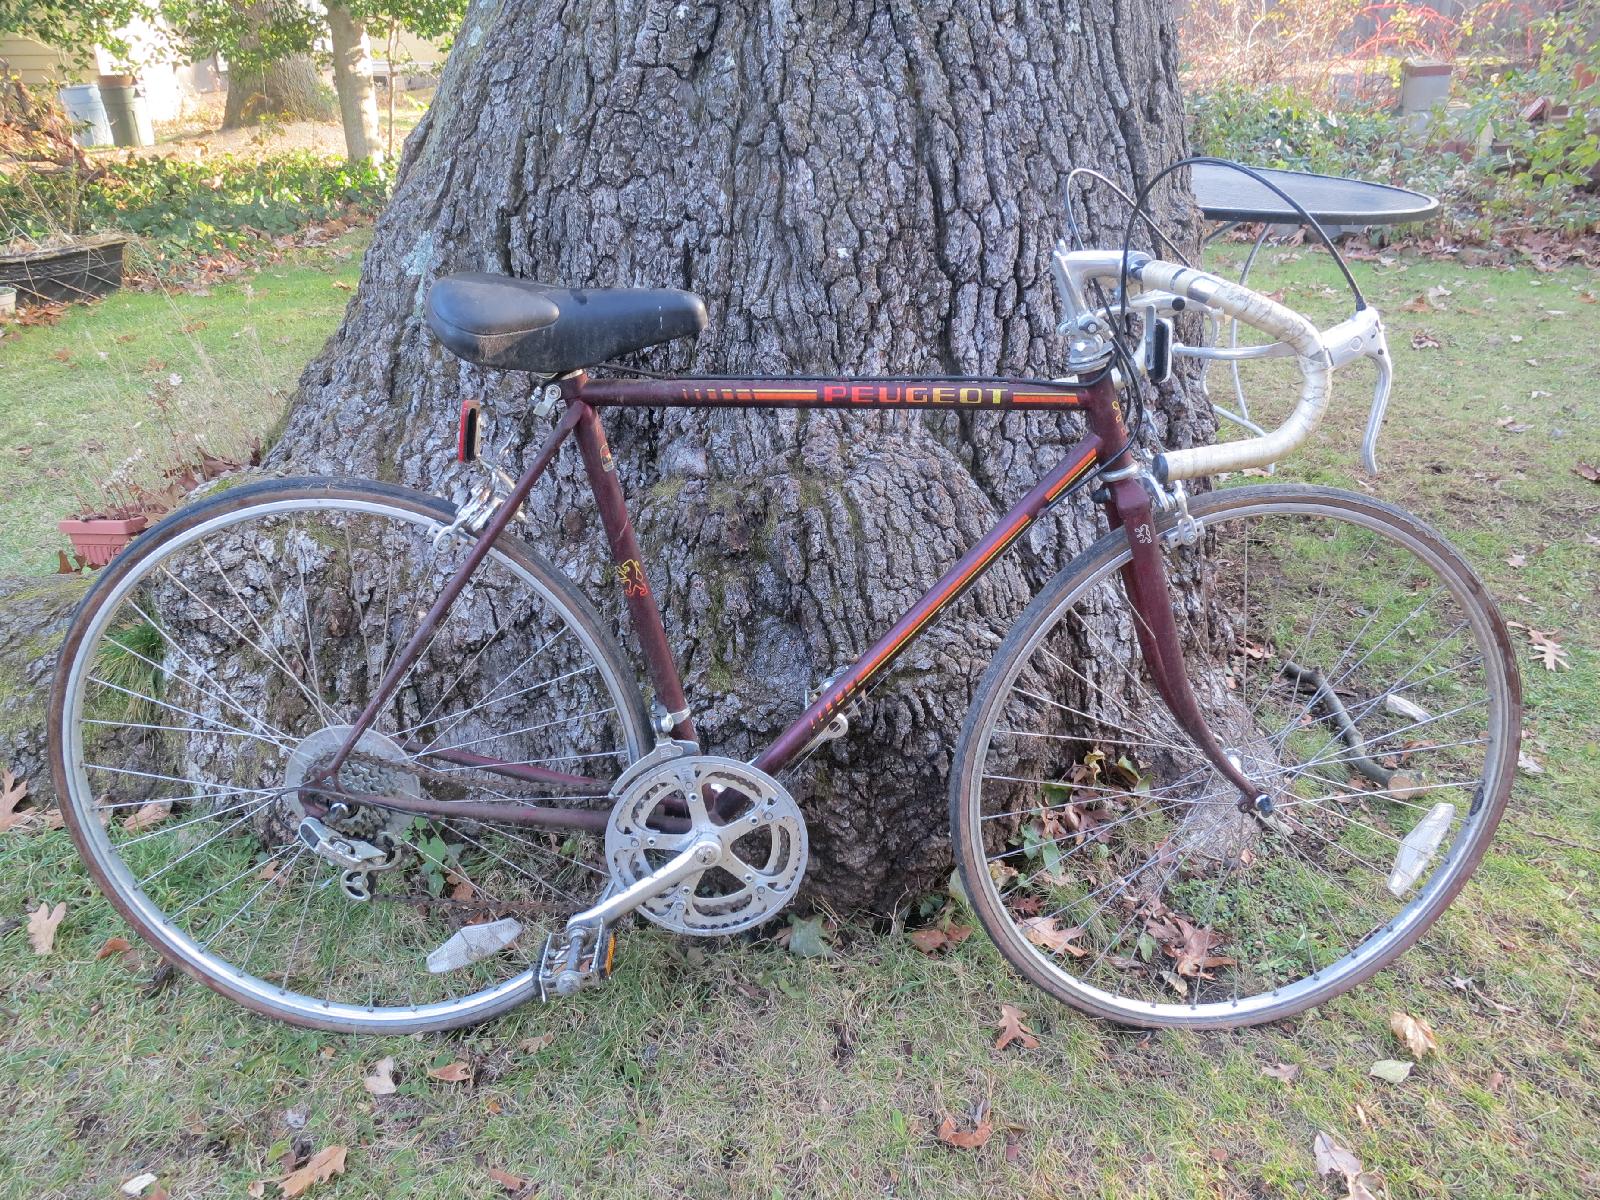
(1318, 307, 1392, 474)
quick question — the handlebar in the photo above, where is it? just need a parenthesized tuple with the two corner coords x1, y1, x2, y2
(1052, 250, 1394, 480)
(1133, 260, 1333, 481)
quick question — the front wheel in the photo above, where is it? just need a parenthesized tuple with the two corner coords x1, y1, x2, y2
(50, 477, 652, 1033)
(951, 484, 1520, 1028)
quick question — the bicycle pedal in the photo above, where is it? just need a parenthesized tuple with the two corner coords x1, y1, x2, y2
(537, 925, 617, 1001)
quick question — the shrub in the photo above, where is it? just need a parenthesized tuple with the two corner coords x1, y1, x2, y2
(1, 151, 392, 276)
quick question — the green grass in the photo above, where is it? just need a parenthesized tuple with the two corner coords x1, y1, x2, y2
(0, 229, 368, 575)
(0, 244, 1598, 1197)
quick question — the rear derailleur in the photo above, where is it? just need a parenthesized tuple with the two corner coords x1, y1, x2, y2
(295, 813, 403, 902)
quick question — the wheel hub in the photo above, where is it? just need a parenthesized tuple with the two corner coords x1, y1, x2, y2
(281, 724, 420, 841)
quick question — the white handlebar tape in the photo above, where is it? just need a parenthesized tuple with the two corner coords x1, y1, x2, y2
(1134, 260, 1334, 480)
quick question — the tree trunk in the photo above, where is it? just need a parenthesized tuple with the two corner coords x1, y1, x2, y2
(221, 2, 335, 129)
(326, 4, 384, 162)
(273, 0, 1211, 912)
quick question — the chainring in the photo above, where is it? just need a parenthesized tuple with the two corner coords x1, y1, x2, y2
(605, 751, 807, 935)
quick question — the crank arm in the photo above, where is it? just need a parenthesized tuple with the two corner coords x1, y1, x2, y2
(567, 836, 721, 931)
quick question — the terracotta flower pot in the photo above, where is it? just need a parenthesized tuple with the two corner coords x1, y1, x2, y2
(58, 515, 148, 567)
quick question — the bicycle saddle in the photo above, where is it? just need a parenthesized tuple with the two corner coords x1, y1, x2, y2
(426, 273, 707, 374)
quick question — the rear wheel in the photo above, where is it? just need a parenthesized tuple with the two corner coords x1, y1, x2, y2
(951, 484, 1520, 1028)
(50, 477, 651, 1032)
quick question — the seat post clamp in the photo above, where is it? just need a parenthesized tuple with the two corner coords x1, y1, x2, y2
(533, 383, 563, 420)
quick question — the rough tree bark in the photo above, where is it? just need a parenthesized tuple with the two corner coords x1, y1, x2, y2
(327, 4, 384, 162)
(221, 2, 336, 129)
(273, 0, 1212, 911)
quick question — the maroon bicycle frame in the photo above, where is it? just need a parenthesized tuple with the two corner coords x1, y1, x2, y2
(321, 368, 1261, 828)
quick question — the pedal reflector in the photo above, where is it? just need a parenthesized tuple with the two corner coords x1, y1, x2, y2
(426, 916, 523, 973)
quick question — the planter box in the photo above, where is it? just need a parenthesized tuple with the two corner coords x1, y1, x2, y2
(0, 234, 127, 306)
(58, 515, 147, 568)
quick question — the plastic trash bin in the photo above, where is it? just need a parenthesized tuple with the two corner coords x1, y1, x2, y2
(58, 83, 113, 147)
(98, 76, 155, 147)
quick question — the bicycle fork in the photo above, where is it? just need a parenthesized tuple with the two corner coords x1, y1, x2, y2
(1103, 471, 1272, 815)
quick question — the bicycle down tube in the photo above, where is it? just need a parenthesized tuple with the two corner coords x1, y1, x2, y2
(320, 368, 1262, 828)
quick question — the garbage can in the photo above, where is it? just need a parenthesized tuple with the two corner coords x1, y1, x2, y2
(97, 76, 156, 147)
(58, 83, 113, 147)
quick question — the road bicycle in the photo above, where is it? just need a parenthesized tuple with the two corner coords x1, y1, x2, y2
(48, 166, 1520, 1033)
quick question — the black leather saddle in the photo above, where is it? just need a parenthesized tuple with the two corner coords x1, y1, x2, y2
(426, 272, 707, 374)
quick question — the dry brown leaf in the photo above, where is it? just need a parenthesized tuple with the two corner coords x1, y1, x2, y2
(362, 1056, 397, 1096)
(123, 800, 172, 833)
(487, 1167, 528, 1193)
(994, 1003, 1039, 1051)
(96, 936, 133, 960)
(427, 1059, 472, 1083)
(1390, 1011, 1438, 1058)
(1019, 916, 1088, 957)
(27, 901, 65, 955)
(1524, 627, 1569, 671)
(0, 770, 29, 832)
(278, 1144, 347, 1197)
(909, 927, 949, 954)
(1313, 1131, 1363, 1181)
(936, 1112, 994, 1150)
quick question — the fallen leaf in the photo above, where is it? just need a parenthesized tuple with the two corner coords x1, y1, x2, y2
(123, 800, 172, 833)
(0, 770, 29, 832)
(994, 1003, 1039, 1051)
(97, 936, 133, 959)
(1390, 1011, 1438, 1058)
(1313, 1131, 1362, 1179)
(278, 1144, 347, 1197)
(426, 1059, 472, 1083)
(784, 913, 833, 958)
(936, 1111, 994, 1150)
(27, 901, 65, 955)
(1262, 1062, 1300, 1083)
(910, 927, 949, 954)
(487, 1167, 528, 1193)
(1163, 917, 1236, 978)
(1523, 627, 1570, 671)
(1019, 916, 1088, 957)
(362, 1056, 397, 1096)
(1370, 1058, 1414, 1083)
